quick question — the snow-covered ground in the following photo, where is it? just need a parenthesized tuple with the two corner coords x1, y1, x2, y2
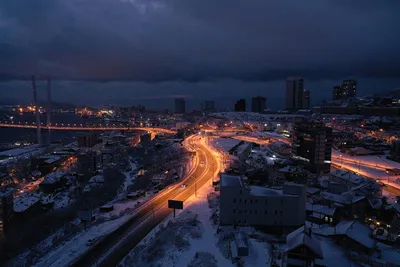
(32, 215, 130, 267)
(117, 160, 138, 198)
(332, 149, 400, 170)
(7, 160, 153, 267)
(120, 179, 271, 267)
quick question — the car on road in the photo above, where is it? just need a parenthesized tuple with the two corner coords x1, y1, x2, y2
(200, 161, 205, 166)
(181, 184, 187, 188)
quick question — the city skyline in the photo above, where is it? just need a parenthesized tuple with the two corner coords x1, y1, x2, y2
(1, 77, 400, 111)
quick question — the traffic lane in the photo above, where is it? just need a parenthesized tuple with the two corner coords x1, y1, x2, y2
(332, 156, 391, 170)
(95, 141, 216, 266)
(72, 138, 209, 266)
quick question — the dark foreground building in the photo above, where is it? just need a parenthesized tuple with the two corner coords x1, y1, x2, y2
(292, 120, 333, 173)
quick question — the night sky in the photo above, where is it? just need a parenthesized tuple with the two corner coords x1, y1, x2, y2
(1, 1, 399, 110)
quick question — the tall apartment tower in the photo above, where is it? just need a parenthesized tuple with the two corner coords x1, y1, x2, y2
(302, 90, 310, 109)
(286, 77, 304, 111)
(292, 120, 333, 173)
(332, 85, 343, 101)
(174, 98, 186, 114)
(342, 79, 357, 98)
(234, 99, 246, 112)
(251, 97, 267, 113)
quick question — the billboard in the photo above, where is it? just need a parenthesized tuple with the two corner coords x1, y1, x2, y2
(168, 200, 183, 210)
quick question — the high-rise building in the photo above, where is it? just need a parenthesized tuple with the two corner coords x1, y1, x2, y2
(332, 80, 357, 101)
(292, 120, 333, 173)
(332, 85, 343, 101)
(77, 151, 98, 177)
(234, 99, 246, 112)
(0, 189, 13, 240)
(174, 98, 186, 114)
(302, 90, 310, 109)
(286, 77, 304, 111)
(201, 101, 215, 112)
(251, 97, 266, 113)
(342, 79, 357, 98)
(77, 132, 100, 148)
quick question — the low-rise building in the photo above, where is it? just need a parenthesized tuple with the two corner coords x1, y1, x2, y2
(219, 174, 306, 230)
(13, 193, 41, 215)
(39, 172, 68, 193)
(285, 226, 323, 266)
(38, 155, 63, 174)
(330, 170, 366, 186)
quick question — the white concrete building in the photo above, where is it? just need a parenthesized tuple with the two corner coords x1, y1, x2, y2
(220, 174, 306, 228)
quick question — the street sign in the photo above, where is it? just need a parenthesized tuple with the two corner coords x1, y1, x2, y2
(168, 200, 183, 210)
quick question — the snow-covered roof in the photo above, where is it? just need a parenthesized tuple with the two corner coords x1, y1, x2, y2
(314, 235, 358, 266)
(234, 232, 248, 249)
(0, 188, 14, 197)
(14, 194, 40, 212)
(307, 187, 321, 195)
(213, 138, 241, 153)
(249, 186, 282, 196)
(40, 155, 61, 164)
(330, 170, 365, 185)
(220, 174, 243, 187)
(385, 203, 400, 213)
(320, 191, 346, 204)
(235, 142, 251, 155)
(321, 191, 366, 205)
(0, 145, 40, 157)
(286, 226, 323, 259)
(41, 172, 66, 185)
(89, 175, 104, 183)
(333, 220, 376, 249)
(306, 203, 336, 216)
(368, 198, 383, 210)
(278, 166, 300, 174)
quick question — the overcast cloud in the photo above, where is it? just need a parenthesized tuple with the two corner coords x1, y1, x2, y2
(0, 1, 399, 109)
(0, 0, 399, 81)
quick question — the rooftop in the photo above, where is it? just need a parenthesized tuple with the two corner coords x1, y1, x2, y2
(249, 186, 282, 196)
(41, 172, 66, 185)
(286, 226, 323, 259)
(212, 138, 241, 153)
(220, 173, 243, 187)
(331, 170, 365, 185)
(40, 155, 62, 164)
(0, 187, 14, 197)
(90, 175, 104, 183)
(333, 220, 376, 249)
(234, 232, 248, 249)
(14, 194, 40, 212)
(0, 145, 41, 158)
(306, 203, 336, 216)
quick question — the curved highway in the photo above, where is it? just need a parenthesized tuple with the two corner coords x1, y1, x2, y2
(69, 134, 219, 267)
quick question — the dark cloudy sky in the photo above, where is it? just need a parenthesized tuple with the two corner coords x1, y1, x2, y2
(1, 0, 399, 110)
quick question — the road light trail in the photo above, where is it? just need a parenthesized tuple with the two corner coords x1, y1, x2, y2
(64, 134, 219, 267)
